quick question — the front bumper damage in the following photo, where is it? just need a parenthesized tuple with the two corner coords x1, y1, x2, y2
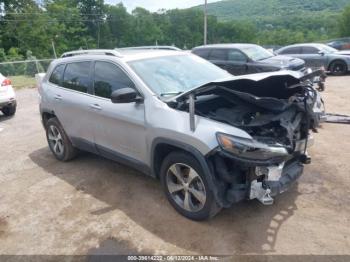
(251, 159, 303, 205)
(208, 136, 314, 207)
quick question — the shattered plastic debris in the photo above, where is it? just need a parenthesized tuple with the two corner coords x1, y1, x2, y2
(325, 113, 350, 124)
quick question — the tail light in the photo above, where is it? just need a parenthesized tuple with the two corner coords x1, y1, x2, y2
(1, 78, 11, 86)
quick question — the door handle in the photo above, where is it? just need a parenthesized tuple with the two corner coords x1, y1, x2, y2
(54, 94, 62, 101)
(90, 104, 102, 110)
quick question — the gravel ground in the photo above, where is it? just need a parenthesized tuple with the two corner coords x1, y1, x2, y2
(0, 76, 350, 256)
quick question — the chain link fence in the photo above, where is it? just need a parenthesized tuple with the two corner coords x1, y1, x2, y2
(0, 59, 53, 88)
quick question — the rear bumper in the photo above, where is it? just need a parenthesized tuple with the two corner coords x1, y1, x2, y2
(0, 86, 16, 109)
(0, 99, 16, 109)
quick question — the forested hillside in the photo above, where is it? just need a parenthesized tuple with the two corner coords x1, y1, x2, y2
(197, 0, 349, 21)
(0, 0, 349, 62)
(195, 0, 350, 44)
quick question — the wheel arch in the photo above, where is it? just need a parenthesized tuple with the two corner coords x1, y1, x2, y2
(328, 59, 348, 71)
(151, 138, 209, 179)
(150, 138, 224, 207)
(41, 110, 56, 128)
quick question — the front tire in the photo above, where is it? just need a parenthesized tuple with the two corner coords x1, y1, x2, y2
(330, 60, 347, 76)
(160, 151, 221, 220)
(45, 117, 77, 161)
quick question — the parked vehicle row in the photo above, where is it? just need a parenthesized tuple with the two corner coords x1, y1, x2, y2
(191, 43, 326, 91)
(0, 73, 16, 117)
(37, 49, 325, 220)
(192, 44, 306, 76)
(326, 37, 350, 51)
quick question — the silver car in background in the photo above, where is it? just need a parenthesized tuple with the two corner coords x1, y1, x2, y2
(38, 49, 323, 220)
(276, 43, 350, 75)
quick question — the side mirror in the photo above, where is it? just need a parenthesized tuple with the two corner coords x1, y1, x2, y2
(111, 88, 143, 103)
(318, 50, 325, 56)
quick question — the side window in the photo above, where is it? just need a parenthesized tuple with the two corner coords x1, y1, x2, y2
(208, 49, 227, 61)
(49, 64, 65, 86)
(228, 50, 247, 62)
(192, 49, 210, 59)
(280, 47, 301, 54)
(62, 62, 91, 93)
(93, 61, 135, 99)
(302, 46, 319, 54)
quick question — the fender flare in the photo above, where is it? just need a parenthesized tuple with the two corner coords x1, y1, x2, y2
(150, 137, 225, 207)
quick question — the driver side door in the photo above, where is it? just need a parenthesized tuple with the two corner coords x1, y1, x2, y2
(299, 46, 326, 69)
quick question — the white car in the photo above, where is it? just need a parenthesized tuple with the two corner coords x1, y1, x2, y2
(0, 73, 16, 116)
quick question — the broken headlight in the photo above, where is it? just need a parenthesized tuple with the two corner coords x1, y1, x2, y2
(216, 133, 289, 160)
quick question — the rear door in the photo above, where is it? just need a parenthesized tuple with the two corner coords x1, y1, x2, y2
(299, 46, 326, 69)
(278, 46, 302, 58)
(208, 49, 229, 72)
(50, 61, 97, 152)
(225, 49, 248, 75)
(192, 49, 210, 60)
(89, 60, 147, 164)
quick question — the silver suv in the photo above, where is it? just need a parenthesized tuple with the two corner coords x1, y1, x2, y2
(38, 49, 323, 220)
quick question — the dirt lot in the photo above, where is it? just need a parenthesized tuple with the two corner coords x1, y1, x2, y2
(0, 76, 350, 256)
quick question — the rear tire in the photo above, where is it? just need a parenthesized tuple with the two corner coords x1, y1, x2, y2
(1, 103, 16, 116)
(330, 60, 347, 76)
(160, 151, 221, 220)
(45, 117, 77, 161)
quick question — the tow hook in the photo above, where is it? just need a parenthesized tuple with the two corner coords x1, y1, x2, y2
(300, 154, 311, 164)
(258, 188, 274, 205)
(250, 180, 274, 205)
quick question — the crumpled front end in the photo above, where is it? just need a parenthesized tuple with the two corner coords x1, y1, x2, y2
(206, 133, 313, 207)
(170, 71, 322, 207)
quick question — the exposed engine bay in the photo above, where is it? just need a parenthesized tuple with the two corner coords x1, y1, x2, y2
(170, 72, 322, 154)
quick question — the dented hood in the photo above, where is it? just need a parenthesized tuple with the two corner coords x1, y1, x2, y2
(167, 70, 319, 103)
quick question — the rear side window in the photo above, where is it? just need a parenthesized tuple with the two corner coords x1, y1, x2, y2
(301, 46, 319, 54)
(93, 61, 135, 99)
(192, 49, 210, 59)
(62, 62, 91, 93)
(228, 49, 247, 62)
(49, 64, 65, 85)
(280, 47, 301, 55)
(208, 49, 227, 60)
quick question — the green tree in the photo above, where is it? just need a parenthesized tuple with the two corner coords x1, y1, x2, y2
(130, 7, 162, 46)
(75, 0, 104, 47)
(46, 0, 91, 55)
(339, 5, 350, 37)
(101, 3, 133, 48)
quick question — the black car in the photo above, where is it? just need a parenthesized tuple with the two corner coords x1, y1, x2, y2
(192, 44, 306, 76)
(326, 38, 350, 51)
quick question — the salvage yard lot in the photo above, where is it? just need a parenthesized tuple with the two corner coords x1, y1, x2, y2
(0, 76, 350, 255)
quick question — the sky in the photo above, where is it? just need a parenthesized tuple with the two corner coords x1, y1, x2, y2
(105, 0, 221, 12)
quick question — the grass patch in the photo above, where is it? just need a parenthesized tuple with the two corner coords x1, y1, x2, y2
(9, 75, 36, 89)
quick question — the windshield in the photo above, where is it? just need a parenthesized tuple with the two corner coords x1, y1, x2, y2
(240, 45, 274, 61)
(128, 54, 231, 96)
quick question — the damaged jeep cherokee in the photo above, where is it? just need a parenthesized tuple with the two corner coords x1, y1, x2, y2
(38, 49, 325, 220)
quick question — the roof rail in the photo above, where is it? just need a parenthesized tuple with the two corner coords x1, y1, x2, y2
(118, 46, 181, 51)
(60, 49, 123, 58)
